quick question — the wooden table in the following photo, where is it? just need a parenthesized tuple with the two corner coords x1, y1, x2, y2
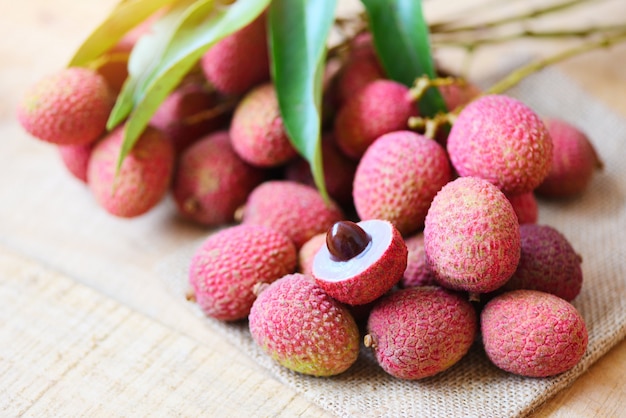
(1, 1, 625, 416)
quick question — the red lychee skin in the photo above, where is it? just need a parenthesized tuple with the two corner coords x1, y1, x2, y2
(334, 80, 419, 160)
(481, 290, 588, 377)
(151, 80, 230, 154)
(284, 133, 358, 208)
(242, 180, 344, 249)
(298, 233, 326, 276)
(336, 47, 385, 105)
(353, 131, 452, 236)
(424, 177, 521, 293)
(501, 224, 583, 301)
(536, 118, 602, 198)
(312, 220, 408, 306)
(88, 125, 174, 218)
(17, 67, 114, 146)
(447, 94, 553, 195)
(506, 191, 539, 224)
(438, 81, 481, 112)
(172, 130, 265, 226)
(189, 224, 297, 322)
(229, 83, 297, 167)
(248, 273, 360, 376)
(58, 142, 96, 183)
(366, 286, 477, 380)
(200, 14, 269, 95)
(400, 233, 437, 288)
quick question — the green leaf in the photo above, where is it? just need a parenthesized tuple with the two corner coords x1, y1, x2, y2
(112, 0, 270, 172)
(68, 0, 177, 67)
(360, 0, 447, 116)
(268, 0, 337, 201)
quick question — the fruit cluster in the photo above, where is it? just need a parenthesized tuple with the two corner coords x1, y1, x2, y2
(18, 14, 602, 380)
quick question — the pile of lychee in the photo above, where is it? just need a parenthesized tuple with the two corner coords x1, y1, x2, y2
(18, 14, 603, 381)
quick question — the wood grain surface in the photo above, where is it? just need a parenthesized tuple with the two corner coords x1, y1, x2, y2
(1, 1, 625, 417)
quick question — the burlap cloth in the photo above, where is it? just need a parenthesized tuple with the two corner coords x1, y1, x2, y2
(157, 69, 626, 418)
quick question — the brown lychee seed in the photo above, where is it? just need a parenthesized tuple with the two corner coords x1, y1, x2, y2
(242, 180, 344, 249)
(189, 224, 297, 321)
(535, 118, 603, 198)
(312, 219, 408, 305)
(365, 286, 477, 380)
(248, 273, 360, 377)
(481, 289, 588, 377)
(424, 176, 521, 293)
(447, 94, 553, 195)
(172, 130, 265, 226)
(87, 125, 174, 218)
(501, 224, 583, 301)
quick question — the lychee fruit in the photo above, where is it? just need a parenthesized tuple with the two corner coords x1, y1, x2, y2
(200, 13, 269, 95)
(424, 176, 521, 294)
(506, 191, 539, 224)
(172, 130, 265, 226)
(312, 220, 407, 305)
(364, 286, 477, 380)
(298, 232, 326, 276)
(17, 67, 114, 146)
(249, 273, 360, 376)
(335, 34, 385, 105)
(229, 83, 297, 167)
(58, 142, 96, 183)
(400, 233, 437, 288)
(447, 94, 553, 195)
(535, 118, 603, 198)
(481, 289, 588, 377)
(87, 125, 174, 218)
(189, 224, 296, 321)
(334, 80, 419, 160)
(242, 180, 344, 249)
(501, 224, 583, 301)
(438, 80, 481, 112)
(353, 130, 452, 236)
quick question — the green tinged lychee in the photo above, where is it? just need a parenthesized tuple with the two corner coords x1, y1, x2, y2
(249, 273, 360, 376)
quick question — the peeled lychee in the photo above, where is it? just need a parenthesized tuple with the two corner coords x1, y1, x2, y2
(58, 142, 96, 183)
(249, 273, 360, 376)
(312, 220, 408, 305)
(400, 233, 437, 288)
(17, 67, 114, 146)
(365, 286, 477, 380)
(353, 130, 452, 236)
(536, 118, 602, 198)
(229, 83, 297, 167)
(506, 191, 539, 224)
(88, 125, 174, 218)
(242, 180, 344, 249)
(447, 94, 553, 195)
(481, 289, 588, 377)
(501, 224, 583, 301)
(424, 176, 521, 293)
(334, 80, 418, 160)
(189, 224, 296, 321)
(200, 14, 269, 95)
(172, 130, 265, 226)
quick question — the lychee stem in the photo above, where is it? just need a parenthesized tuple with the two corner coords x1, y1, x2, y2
(363, 334, 376, 349)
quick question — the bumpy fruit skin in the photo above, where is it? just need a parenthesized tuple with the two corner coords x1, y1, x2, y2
(438, 81, 481, 112)
(353, 131, 452, 236)
(189, 224, 296, 321)
(17, 67, 114, 146)
(506, 191, 539, 224)
(536, 118, 602, 198)
(312, 220, 408, 306)
(249, 273, 360, 376)
(502, 224, 583, 301)
(336, 33, 385, 105)
(298, 233, 326, 276)
(172, 130, 265, 226)
(242, 180, 344, 249)
(229, 83, 297, 167)
(447, 94, 553, 195)
(481, 290, 588, 377)
(334, 80, 418, 160)
(200, 14, 269, 95)
(424, 177, 521, 293)
(366, 286, 477, 380)
(88, 125, 174, 218)
(58, 142, 96, 183)
(400, 233, 437, 288)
